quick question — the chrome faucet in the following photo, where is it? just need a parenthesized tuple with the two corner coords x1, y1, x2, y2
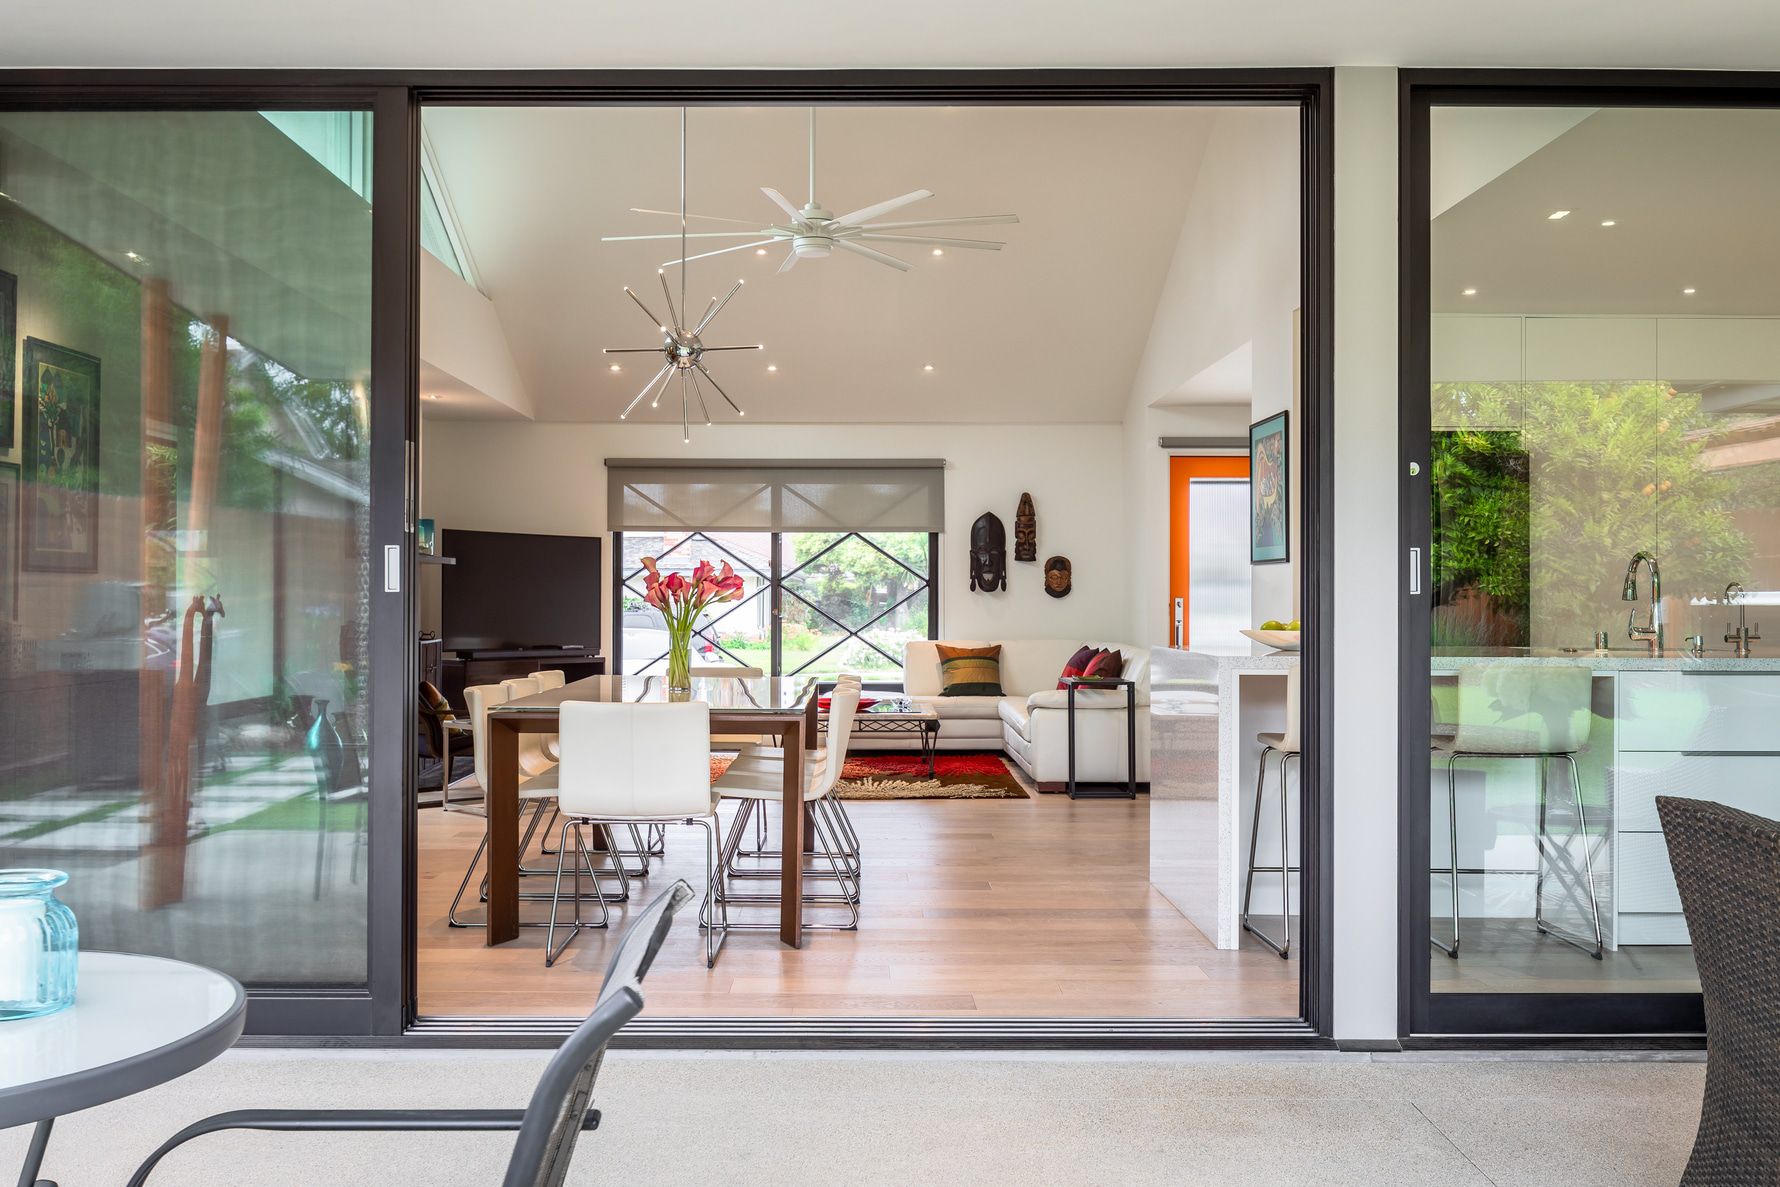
(1724, 580, 1761, 658)
(1623, 550, 1663, 655)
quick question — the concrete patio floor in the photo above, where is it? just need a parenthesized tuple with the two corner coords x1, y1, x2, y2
(3, 1048, 1703, 1186)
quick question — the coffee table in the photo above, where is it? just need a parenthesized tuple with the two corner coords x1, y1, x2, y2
(822, 695, 941, 774)
(1, 951, 246, 1186)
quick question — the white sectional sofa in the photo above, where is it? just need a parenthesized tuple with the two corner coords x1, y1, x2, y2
(886, 639, 1151, 790)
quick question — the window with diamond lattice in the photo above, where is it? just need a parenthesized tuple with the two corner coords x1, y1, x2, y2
(614, 531, 934, 678)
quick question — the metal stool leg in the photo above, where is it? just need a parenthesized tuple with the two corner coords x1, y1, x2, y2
(1241, 746, 1292, 957)
(1532, 753, 1605, 959)
(1430, 751, 1462, 957)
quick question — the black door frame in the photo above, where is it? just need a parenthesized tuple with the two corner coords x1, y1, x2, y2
(3, 68, 1334, 1044)
(1397, 68, 1780, 1040)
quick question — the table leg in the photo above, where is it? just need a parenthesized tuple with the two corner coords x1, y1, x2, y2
(19, 1116, 54, 1187)
(486, 717, 520, 945)
(779, 716, 805, 948)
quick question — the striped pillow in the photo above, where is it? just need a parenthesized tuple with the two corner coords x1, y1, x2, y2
(936, 644, 1004, 696)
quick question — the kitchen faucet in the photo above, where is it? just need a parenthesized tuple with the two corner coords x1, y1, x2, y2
(1623, 550, 1663, 655)
(1724, 580, 1762, 658)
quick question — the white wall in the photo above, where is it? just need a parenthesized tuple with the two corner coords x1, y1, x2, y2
(1120, 106, 1302, 644)
(419, 420, 1135, 655)
(1332, 65, 1401, 1043)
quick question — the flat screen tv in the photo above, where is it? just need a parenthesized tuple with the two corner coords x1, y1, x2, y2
(440, 529, 601, 654)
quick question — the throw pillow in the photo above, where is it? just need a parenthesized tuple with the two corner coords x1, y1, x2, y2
(1081, 648, 1127, 681)
(937, 643, 1004, 696)
(1057, 643, 1097, 689)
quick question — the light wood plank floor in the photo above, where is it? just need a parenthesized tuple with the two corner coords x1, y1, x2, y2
(418, 780, 1301, 1019)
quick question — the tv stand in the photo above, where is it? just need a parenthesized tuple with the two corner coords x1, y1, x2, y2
(438, 646, 604, 710)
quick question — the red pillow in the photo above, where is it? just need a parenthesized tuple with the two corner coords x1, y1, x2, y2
(1081, 649, 1126, 681)
(1057, 644, 1098, 689)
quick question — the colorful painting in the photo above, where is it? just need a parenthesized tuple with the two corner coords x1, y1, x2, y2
(22, 338, 100, 573)
(1249, 411, 1289, 565)
(0, 270, 15, 451)
(0, 463, 16, 618)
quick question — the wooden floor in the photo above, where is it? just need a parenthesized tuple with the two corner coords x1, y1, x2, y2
(417, 773, 1300, 1019)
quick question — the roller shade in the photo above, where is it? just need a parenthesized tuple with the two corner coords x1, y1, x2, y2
(605, 458, 946, 533)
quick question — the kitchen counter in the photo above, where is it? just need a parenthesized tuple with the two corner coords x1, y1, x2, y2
(1431, 647, 1780, 672)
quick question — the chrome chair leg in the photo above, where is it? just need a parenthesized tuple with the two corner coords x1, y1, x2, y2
(1429, 751, 1462, 958)
(1240, 747, 1296, 959)
(1532, 753, 1605, 959)
(545, 821, 613, 967)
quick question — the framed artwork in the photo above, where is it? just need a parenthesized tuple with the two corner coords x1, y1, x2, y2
(0, 462, 16, 618)
(22, 338, 100, 573)
(1249, 410, 1289, 565)
(0, 270, 16, 451)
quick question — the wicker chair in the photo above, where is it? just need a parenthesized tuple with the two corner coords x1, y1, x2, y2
(127, 880, 696, 1187)
(1656, 796, 1780, 1186)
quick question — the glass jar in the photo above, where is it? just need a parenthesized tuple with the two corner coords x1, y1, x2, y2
(0, 869, 79, 1021)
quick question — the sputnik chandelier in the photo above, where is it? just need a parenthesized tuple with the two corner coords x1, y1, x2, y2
(603, 108, 761, 440)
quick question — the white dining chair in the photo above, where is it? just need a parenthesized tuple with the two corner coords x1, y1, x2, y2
(1241, 663, 1299, 959)
(546, 700, 727, 968)
(533, 670, 567, 762)
(733, 674, 865, 866)
(714, 683, 863, 929)
(448, 683, 568, 928)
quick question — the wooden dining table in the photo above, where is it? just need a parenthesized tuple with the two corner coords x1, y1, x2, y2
(483, 673, 820, 948)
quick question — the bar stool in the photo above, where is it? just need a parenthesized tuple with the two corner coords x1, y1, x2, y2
(1431, 664, 1602, 960)
(1242, 663, 1299, 959)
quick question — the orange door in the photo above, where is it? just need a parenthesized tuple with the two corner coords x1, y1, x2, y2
(1168, 455, 1250, 647)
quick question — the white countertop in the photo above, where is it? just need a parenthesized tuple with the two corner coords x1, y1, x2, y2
(1430, 648, 1780, 673)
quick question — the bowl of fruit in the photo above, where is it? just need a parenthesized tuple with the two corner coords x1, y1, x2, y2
(1240, 619, 1301, 651)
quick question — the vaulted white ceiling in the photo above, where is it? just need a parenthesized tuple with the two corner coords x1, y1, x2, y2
(7, 0, 1779, 69)
(422, 105, 1215, 424)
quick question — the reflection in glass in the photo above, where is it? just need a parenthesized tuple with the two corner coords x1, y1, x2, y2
(0, 111, 373, 987)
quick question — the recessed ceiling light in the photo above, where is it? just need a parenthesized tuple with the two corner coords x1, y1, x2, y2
(1600, 219, 1617, 227)
(1683, 287, 1697, 295)
(931, 248, 944, 257)
(922, 364, 935, 372)
(1462, 288, 1478, 297)
(766, 364, 778, 372)
(424, 393, 441, 401)
(608, 363, 622, 372)
(755, 248, 768, 256)
(1548, 210, 1571, 220)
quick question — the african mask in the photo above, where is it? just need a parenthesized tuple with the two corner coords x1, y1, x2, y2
(1043, 555, 1072, 599)
(969, 512, 1008, 592)
(1014, 492, 1037, 562)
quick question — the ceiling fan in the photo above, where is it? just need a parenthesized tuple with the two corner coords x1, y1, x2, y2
(602, 108, 1019, 273)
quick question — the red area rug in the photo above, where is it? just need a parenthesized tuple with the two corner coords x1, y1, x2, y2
(708, 751, 1028, 800)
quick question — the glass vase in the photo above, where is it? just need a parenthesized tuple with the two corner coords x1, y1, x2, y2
(0, 869, 79, 1021)
(665, 623, 694, 697)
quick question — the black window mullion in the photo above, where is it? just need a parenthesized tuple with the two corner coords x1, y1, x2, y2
(770, 532, 784, 677)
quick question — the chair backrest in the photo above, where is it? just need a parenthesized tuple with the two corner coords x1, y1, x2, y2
(1276, 663, 1302, 753)
(556, 700, 713, 818)
(502, 676, 556, 766)
(810, 684, 862, 799)
(1450, 664, 1592, 754)
(1656, 795, 1780, 1169)
(534, 669, 567, 691)
(464, 683, 510, 791)
(690, 664, 764, 679)
(417, 680, 455, 758)
(501, 879, 694, 1187)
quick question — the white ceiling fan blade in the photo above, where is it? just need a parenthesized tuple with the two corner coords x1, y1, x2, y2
(834, 189, 932, 227)
(761, 187, 803, 222)
(662, 239, 779, 268)
(852, 214, 1020, 232)
(602, 231, 770, 242)
(777, 249, 800, 274)
(834, 239, 913, 272)
(855, 233, 1005, 251)
(630, 207, 763, 226)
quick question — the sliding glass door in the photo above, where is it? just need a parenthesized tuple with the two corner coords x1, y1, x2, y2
(614, 529, 935, 678)
(0, 106, 381, 1007)
(1404, 87, 1780, 1034)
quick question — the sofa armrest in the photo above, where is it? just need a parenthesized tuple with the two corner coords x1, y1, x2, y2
(1027, 688, 1146, 712)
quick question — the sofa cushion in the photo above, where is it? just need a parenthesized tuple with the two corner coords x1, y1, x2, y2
(936, 643, 1004, 696)
(998, 695, 1032, 740)
(908, 694, 1003, 720)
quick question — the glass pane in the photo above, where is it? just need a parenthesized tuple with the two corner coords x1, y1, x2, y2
(419, 171, 467, 280)
(618, 531, 770, 674)
(1427, 105, 1780, 998)
(780, 532, 929, 677)
(0, 110, 374, 987)
(1186, 478, 1252, 650)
